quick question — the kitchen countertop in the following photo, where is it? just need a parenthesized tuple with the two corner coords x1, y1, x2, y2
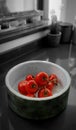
(0, 43, 76, 130)
(0, 20, 51, 44)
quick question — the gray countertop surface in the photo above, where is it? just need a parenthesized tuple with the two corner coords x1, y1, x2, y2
(0, 43, 76, 130)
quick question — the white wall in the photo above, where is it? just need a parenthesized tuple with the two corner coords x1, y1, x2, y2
(58, 0, 76, 23)
(64, 0, 76, 23)
(59, 0, 67, 22)
(6, 0, 24, 12)
(55, 0, 76, 23)
(24, 0, 34, 11)
(6, 0, 37, 12)
(43, 0, 62, 20)
(49, 0, 62, 21)
(43, 0, 76, 23)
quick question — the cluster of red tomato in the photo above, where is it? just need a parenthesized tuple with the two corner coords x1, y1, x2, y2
(18, 72, 58, 98)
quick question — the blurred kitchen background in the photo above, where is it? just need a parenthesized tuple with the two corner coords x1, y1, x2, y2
(0, 0, 76, 23)
(0, 0, 76, 60)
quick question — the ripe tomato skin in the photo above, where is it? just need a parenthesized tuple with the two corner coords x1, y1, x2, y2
(26, 80, 38, 94)
(46, 81, 54, 91)
(26, 93, 35, 98)
(18, 80, 28, 95)
(38, 88, 52, 98)
(26, 74, 34, 81)
(49, 74, 58, 85)
(35, 72, 49, 86)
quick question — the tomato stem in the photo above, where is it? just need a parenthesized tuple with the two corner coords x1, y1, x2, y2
(32, 84, 36, 88)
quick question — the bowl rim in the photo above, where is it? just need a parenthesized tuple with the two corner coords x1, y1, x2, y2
(5, 60, 71, 101)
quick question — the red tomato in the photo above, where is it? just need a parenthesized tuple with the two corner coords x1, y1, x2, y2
(26, 80, 38, 94)
(35, 72, 49, 86)
(46, 81, 54, 91)
(26, 93, 35, 98)
(49, 74, 58, 85)
(26, 74, 34, 81)
(38, 88, 52, 98)
(18, 80, 27, 95)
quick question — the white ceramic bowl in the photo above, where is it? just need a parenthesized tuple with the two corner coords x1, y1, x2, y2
(5, 60, 71, 119)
